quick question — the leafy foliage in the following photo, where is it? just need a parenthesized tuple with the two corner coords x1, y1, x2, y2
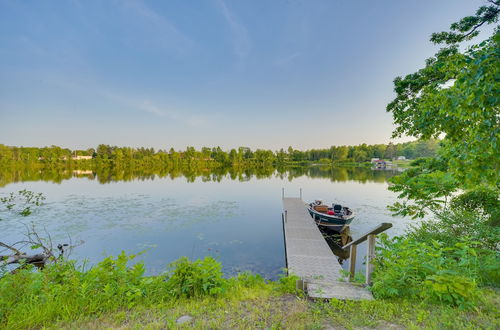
(387, 157, 457, 218)
(0, 189, 45, 219)
(450, 186, 500, 226)
(0, 252, 299, 328)
(387, 5, 499, 187)
(386, 2, 500, 218)
(277, 272, 302, 295)
(165, 256, 226, 298)
(371, 234, 497, 309)
(430, 2, 500, 45)
(0, 253, 162, 327)
(407, 209, 500, 254)
(320, 291, 499, 329)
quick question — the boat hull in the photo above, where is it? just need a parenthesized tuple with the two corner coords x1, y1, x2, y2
(307, 208, 355, 231)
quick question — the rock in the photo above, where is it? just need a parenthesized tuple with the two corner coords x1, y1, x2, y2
(176, 315, 193, 325)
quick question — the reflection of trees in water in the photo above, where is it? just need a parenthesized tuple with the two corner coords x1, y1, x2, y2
(286, 165, 400, 183)
(320, 227, 352, 263)
(0, 164, 400, 187)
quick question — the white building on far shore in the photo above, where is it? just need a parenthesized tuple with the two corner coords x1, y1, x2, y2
(72, 155, 93, 160)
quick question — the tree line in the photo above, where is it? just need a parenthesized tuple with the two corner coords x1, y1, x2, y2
(0, 140, 439, 168)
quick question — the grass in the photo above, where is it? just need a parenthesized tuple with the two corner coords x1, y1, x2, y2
(44, 287, 499, 329)
(51, 294, 313, 329)
(1, 253, 498, 329)
(390, 159, 413, 167)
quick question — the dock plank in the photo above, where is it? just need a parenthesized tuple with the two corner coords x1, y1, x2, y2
(282, 198, 372, 300)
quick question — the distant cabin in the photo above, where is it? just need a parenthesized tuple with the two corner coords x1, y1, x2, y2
(72, 170, 93, 175)
(397, 156, 406, 160)
(371, 158, 380, 163)
(375, 160, 387, 168)
(72, 155, 93, 160)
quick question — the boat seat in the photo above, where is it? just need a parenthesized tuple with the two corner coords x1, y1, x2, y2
(333, 204, 343, 213)
(313, 205, 329, 212)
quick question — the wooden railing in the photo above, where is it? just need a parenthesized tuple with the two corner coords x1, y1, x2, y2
(342, 222, 392, 285)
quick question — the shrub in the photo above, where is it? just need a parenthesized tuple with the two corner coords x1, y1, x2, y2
(422, 274, 477, 308)
(0, 247, 307, 328)
(165, 256, 227, 298)
(408, 209, 500, 252)
(277, 272, 301, 294)
(371, 235, 490, 309)
(450, 186, 500, 226)
(0, 254, 230, 327)
(0, 252, 160, 328)
(233, 271, 267, 288)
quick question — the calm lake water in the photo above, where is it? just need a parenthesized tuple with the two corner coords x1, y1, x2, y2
(0, 166, 413, 279)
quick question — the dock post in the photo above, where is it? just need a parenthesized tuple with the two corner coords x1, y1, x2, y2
(284, 210, 287, 223)
(299, 188, 302, 200)
(282, 212, 288, 270)
(365, 234, 376, 285)
(349, 245, 357, 281)
(282, 187, 284, 199)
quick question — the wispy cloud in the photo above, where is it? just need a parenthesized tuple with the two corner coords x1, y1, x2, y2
(142, 103, 209, 128)
(215, 0, 251, 59)
(34, 74, 208, 128)
(102, 91, 208, 128)
(137, 100, 166, 117)
(118, 0, 195, 53)
(273, 52, 301, 68)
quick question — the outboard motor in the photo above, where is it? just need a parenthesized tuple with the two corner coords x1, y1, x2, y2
(333, 204, 343, 215)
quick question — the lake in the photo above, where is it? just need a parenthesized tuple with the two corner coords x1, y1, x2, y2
(0, 166, 413, 279)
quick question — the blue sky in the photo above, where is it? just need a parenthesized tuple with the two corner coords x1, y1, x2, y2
(0, 0, 488, 150)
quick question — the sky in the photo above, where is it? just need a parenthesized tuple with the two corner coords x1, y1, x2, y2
(0, 0, 490, 151)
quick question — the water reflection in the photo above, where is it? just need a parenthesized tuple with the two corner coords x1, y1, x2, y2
(319, 227, 353, 263)
(0, 164, 403, 187)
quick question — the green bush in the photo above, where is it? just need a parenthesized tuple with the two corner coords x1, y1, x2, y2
(165, 256, 227, 298)
(277, 272, 301, 294)
(1, 252, 303, 328)
(0, 254, 227, 327)
(232, 271, 267, 288)
(371, 235, 494, 309)
(450, 186, 500, 226)
(0, 252, 163, 328)
(422, 274, 477, 308)
(408, 209, 500, 252)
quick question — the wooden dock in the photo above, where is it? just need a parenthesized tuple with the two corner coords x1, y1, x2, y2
(282, 198, 373, 300)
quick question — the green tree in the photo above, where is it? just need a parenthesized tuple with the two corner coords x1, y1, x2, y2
(331, 146, 348, 161)
(0, 144, 14, 166)
(228, 149, 238, 164)
(373, 144, 387, 159)
(384, 143, 397, 160)
(352, 149, 368, 162)
(387, 2, 499, 186)
(387, 2, 500, 217)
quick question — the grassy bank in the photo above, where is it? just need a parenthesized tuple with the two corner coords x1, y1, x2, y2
(1, 253, 498, 329)
(390, 159, 413, 168)
(42, 287, 500, 329)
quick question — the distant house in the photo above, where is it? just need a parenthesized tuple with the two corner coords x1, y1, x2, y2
(371, 158, 380, 163)
(72, 155, 93, 160)
(397, 156, 406, 160)
(375, 160, 387, 168)
(72, 170, 93, 175)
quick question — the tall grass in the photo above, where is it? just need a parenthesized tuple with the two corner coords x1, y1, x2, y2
(0, 253, 296, 328)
